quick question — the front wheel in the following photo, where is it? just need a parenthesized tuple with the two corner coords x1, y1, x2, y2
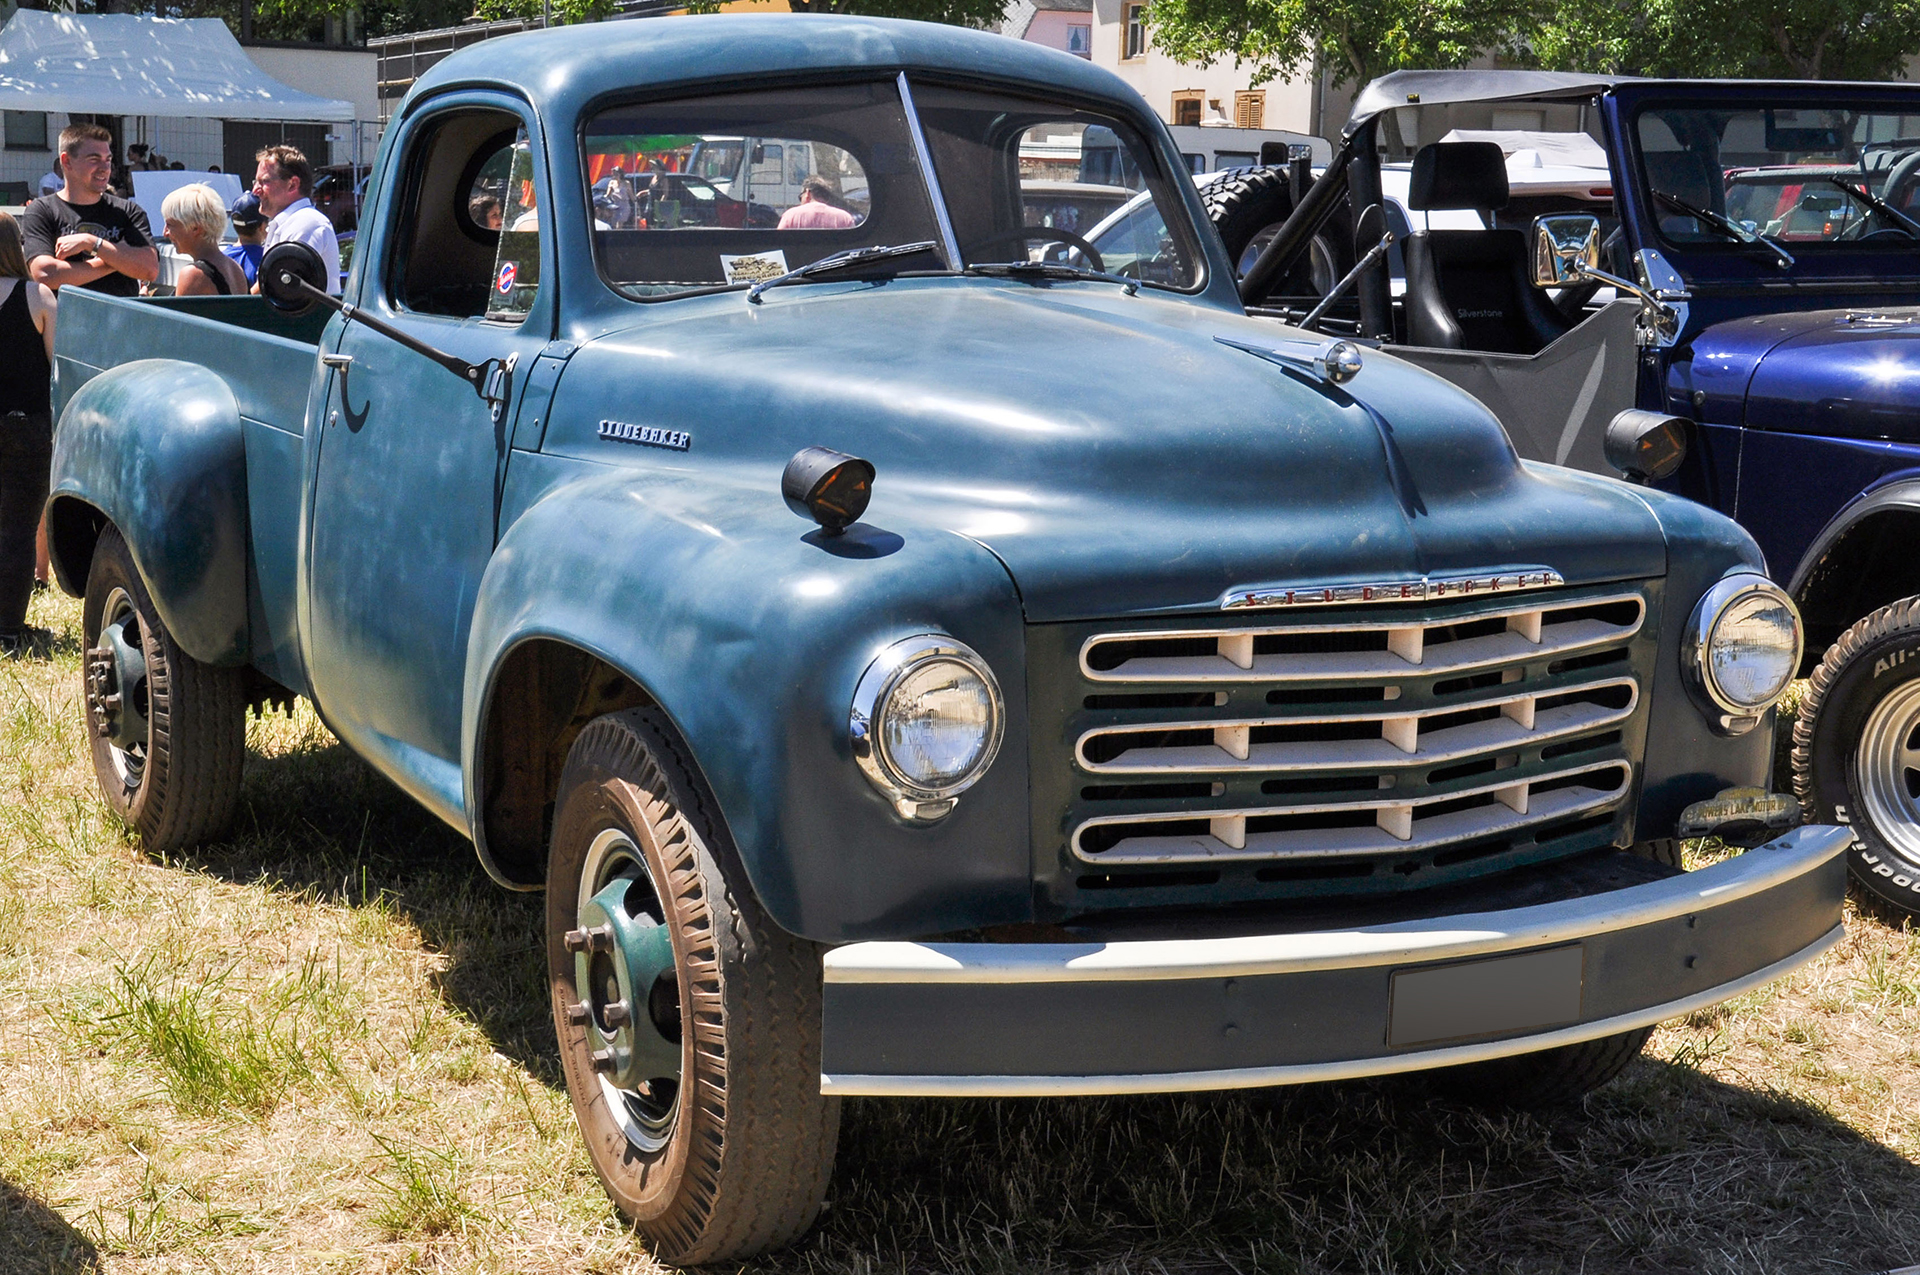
(546, 707, 839, 1264)
(81, 526, 245, 853)
(1794, 596, 1920, 917)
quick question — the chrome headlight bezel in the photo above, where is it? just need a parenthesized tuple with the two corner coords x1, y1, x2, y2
(1683, 572, 1803, 733)
(850, 634, 1005, 821)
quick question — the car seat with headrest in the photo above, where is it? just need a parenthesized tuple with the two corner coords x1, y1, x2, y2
(1402, 141, 1575, 354)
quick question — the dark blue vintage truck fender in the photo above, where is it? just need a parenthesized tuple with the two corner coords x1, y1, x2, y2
(47, 359, 252, 666)
(461, 458, 1036, 940)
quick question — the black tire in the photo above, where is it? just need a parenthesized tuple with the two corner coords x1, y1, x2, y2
(1430, 1027, 1653, 1108)
(1793, 596, 1920, 917)
(1200, 166, 1295, 271)
(81, 525, 245, 853)
(546, 707, 839, 1264)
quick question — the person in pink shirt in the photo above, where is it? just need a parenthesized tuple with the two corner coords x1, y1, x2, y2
(777, 177, 857, 230)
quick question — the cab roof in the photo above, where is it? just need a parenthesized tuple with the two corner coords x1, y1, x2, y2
(405, 13, 1146, 125)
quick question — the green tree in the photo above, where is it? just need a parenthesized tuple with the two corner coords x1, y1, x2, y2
(1147, 0, 1537, 89)
(1529, 0, 1920, 79)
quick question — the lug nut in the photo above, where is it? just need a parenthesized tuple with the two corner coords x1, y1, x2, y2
(589, 1048, 617, 1073)
(602, 1001, 632, 1028)
(565, 1000, 591, 1026)
(564, 925, 614, 954)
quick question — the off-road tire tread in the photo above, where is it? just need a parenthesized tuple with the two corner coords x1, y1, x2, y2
(1200, 166, 1295, 266)
(1792, 594, 1920, 912)
(1433, 1027, 1653, 1109)
(552, 708, 838, 1264)
(84, 527, 245, 853)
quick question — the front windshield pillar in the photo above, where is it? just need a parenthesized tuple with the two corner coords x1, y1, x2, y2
(896, 72, 964, 269)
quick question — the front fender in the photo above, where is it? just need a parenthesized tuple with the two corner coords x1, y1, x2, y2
(1786, 470, 1920, 599)
(48, 359, 249, 666)
(463, 462, 1033, 943)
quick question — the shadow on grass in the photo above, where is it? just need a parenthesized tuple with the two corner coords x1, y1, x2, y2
(156, 735, 1920, 1273)
(0, 1179, 102, 1274)
(169, 732, 556, 1082)
(770, 1062, 1920, 1275)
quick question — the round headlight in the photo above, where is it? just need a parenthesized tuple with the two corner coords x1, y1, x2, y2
(852, 636, 1005, 819)
(1685, 573, 1802, 724)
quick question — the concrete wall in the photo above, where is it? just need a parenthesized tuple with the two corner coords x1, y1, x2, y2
(1025, 10, 1092, 57)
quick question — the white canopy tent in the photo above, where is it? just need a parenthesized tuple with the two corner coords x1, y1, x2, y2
(0, 10, 354, 121)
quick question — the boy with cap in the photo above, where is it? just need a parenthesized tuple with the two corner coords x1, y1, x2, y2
(222, 192, 268, 288)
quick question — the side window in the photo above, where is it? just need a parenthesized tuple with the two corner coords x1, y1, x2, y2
(393, 107, 540, 320)
(484, 133, 540, 321)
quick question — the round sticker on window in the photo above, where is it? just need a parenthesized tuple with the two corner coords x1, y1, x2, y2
(496, 261, 518, 294)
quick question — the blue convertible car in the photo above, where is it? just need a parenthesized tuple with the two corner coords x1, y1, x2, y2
(44, 19, 1844, 1261)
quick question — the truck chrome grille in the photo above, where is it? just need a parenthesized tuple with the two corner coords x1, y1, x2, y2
(1030, 584, 1659, 909)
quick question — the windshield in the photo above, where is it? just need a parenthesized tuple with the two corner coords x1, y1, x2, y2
(1636, 103, 1920, 252)
(583, 79, 1202, 299)
(910, 84, 1202, 288)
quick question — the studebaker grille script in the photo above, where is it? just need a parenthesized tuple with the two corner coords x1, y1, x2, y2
(599, 420, 692, 451)
(1220, 568, 1564, 610)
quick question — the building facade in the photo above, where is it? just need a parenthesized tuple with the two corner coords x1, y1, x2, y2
(1003, 0, 1321, 136)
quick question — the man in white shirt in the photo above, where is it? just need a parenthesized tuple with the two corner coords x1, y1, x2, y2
(251, 144, 341, 296)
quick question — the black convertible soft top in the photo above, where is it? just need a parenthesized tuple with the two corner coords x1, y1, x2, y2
(1345, 70, 1632, 136)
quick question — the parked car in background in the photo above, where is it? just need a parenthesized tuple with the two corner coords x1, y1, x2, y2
(45, 22, 1847, 1263)
(1240, 70, 1920, 918)
(310, 163, 368, 233)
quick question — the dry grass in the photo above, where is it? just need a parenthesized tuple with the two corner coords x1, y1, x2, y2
(2, 588, 1918, 1274)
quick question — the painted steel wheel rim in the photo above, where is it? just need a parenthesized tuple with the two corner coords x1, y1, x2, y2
(1854, 679, 1920, 861)
(575, 827, 682, 1153)
(87, 586, 151, 791)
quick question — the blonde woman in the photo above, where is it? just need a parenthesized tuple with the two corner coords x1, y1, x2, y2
(162, 183, 249, 297)
(0, 211, 58, 656)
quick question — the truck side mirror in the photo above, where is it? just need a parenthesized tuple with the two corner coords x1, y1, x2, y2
(260, 241, 326, 315)
(1531, 214, 1602, 289)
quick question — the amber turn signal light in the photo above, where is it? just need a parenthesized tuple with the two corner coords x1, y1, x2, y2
(782, 447, 874, 535)
(1602, 409, 1688, 483)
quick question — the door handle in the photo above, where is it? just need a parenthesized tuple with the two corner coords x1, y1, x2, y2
(321, 352, 353, 370)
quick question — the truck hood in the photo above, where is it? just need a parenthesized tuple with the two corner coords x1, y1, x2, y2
(555, 281, 1667, 621)
(1683, 306, 1920, 442)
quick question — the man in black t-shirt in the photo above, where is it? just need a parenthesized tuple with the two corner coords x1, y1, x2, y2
(23, 123, 158, 298)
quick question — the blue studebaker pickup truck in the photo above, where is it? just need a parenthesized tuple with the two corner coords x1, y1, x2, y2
(45, 19, 1847, 1262)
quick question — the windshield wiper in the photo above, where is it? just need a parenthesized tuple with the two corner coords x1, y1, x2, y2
(1828, 176, 1920, 239)
(1652, 189, 1796, 270)
(746, 241, 942, 304)
(963, 260, 1140, 294)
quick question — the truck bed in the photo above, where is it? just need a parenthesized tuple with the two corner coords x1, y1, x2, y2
(54, 291, 332, 694)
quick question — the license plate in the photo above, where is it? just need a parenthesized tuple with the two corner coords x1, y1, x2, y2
(1388, 944, 1585, 1048)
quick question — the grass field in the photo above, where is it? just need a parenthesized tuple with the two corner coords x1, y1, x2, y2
(3, 587, 1919, 1274)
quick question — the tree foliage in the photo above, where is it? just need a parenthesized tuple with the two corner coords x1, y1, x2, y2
(1148, 0, 1534, 88)
(1147, 0, 1920, 87)
(1529, 0, 1920, 80)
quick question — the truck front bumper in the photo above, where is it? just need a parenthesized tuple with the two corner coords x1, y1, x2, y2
(819, 827, 1849, 1096)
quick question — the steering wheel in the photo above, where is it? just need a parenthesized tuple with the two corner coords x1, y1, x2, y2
(964, 227, 1105, 273)
(1882, 150, 1920, 220)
